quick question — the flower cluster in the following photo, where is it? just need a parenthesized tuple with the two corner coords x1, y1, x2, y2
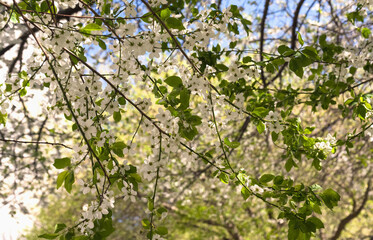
(315, 134, 337, 154)
(266, 111, 284, 134)
(78, 191, 115, 234)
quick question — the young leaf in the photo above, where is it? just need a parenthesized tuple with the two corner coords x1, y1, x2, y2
(56, 170, 69, 190)
(179, 88, 190, 110)
(259, 174, 274, 183)
(241, 187, 251, 200)
(97, 38, 107, 50)
(113, 111, 121, 122)
(289, 58, 304, 78)
(81, 23, 103, 33)
(321, 188, 340, 210)
(297, 31, 304, 46)
(160, 8, 171, 20)
(155, 226, 168, 235)
(257, 121, 266, 134)
(64, 171, 75, 194)
(361, 27, 371, 38)
(219, 172, 229, 184)
(253, 107, 269, 118)
(54, 223, 67, 233)
(166, 17, 185, 30)
(164, 76, 183, 88)
(224, 137, 240, 148)
(307, 216, 324, 229)
(53, 158, 71, 169)
(118, 97, 126, 105)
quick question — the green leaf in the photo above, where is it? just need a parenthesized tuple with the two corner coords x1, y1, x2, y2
(112, 141, 126, 157)
(147, 199, 154, 211)
(164, 76, 183, 88)
(141, 219, 151, 229)
(64, 171, 75, 194)
(271, 131, 278, 142)
(113, 111, 121, 122)
(266, 63, 275, 73)
(187, 115, 202, 126)
(81, 23, 103, 33)
(38, 233, 59, 239)
(241, 187, 251, 200)
(103, 3, 111, 15)
(160, 8, 171, 20)
(140, 12, 153, 23)
(0, 112, 7, 126)
(20, 88, 27, 97)
(288, 220, 300, 240)
(216, 64, 229, 71)
(297, 31, 304, 46)
(272, 58, 285, 68)
(278, 45, 295, 56)
(53, 158, 71, 169)
(56, 170, 69, 189)
(253, 107, 269, 118)
(219, 172, 229, 184)
(288, 227, 299, 240)
(179, 88, 190, 110)
(285, 158, 297, 172)
(289, 58, 304, 78)
(118, 97, 126, 105)
(302, 47, 319, 60)
(273, 176, 284, 185)
(155, 226, 168, 235)
(72, 236, 89, 240)
(10, 11, 20, 24)
(65, 231, 75, 240)
(259, 174, 274, 183)
(243, 56, 252, 63)
(224, 137, 240, 148)
(361, 27, 371, 38)
(97, 38, 107, 50)
(180, 126, 198, 140)
(54, 223, 67, 233)
(357, 104, 367, 120)
(166, 17, 185, 30)
(156, 207, 167, 215)
(5, 84, 12, 92)
(307, 216, 324, 229)
(256, 121, 265, 134)
(321, 188, 340, 210)
(70, 55, 79, 65)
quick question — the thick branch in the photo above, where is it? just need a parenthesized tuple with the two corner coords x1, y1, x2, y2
(330, 180, 371, 240)
(260, 0, 271, 86)
(267, 0, 305, 85)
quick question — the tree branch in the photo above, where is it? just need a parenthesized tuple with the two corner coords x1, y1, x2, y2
(267, 0, 305, 86)
(330, 180, 371, 240)
(260, 0, 271, 86)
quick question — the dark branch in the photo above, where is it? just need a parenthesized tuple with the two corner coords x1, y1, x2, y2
(0, 138, 72, 149)
(267, 0, 305, 86)
(330, 180, 371, 240)
(260, 0, 271, 86)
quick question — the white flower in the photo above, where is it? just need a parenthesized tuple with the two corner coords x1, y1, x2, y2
(77, 179, 91, 195)
(267, 111, 281, 121)
(153, 234, 165, 240)
(268, 122, 284, 134)
(325, 134, 337, 145)
(250, 184, 264, 194)
(87, 220, 94, 229)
